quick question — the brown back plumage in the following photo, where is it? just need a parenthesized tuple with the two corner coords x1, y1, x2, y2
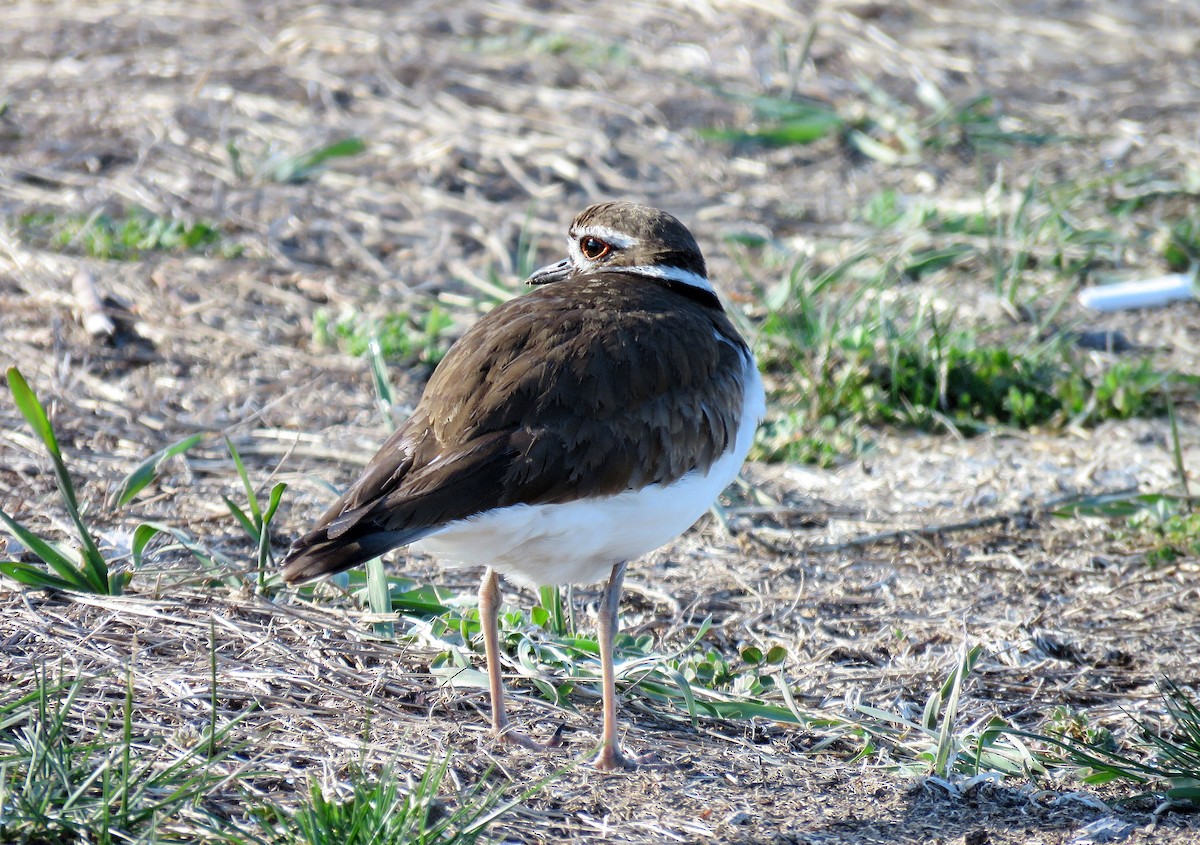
(280, 272, 748, 583)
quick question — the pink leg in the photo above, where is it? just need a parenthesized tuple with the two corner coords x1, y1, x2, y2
(594, 561, 634, 770)
(592, 561, 671, 771)
(478, 568, 559, 751)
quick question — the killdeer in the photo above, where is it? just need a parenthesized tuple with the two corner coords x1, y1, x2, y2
(281, 201, 765, 770)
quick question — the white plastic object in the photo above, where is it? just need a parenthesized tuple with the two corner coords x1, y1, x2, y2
(1077, 271, 1197, 312)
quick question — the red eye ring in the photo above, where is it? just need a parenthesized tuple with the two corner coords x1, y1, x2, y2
(579, 236, 610, 260)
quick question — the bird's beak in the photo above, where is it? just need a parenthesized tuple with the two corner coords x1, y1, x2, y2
(524, 258, 572, 286)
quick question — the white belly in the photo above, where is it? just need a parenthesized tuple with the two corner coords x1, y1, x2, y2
(414, 354, 765, 586)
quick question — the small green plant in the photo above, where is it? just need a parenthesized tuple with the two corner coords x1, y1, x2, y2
(258, 136, 366, 184)
(0, 388, 240, 591)
(850, 644, 1040, 779)
(1055, 399, 1195, 563)
(310, 571, 889, 757)
(223, 437, 287, 589)
(1054, 490, 1199, 565)
(753, 251, 1178, 465)
(322, 327, 432, 636)
(1042, 706, 1118, 756)
(846, 80, 1067, 165)
(987, 177, 1042, 305)
(860, 189, 908, 229)
(327, 573, 453, 618)
(1059, 358, 1170, 422)
(0, 663, 240, 842)
(753, 411, 868, 466)
(19, 208, 235, 260)
(108, 433, 205, 508)
(131, 519, 243, 590)
(856, 171, 1136, 309)
(676, 643, 788, 700)
(1019, 678, 1200, 802)
(365, 332, 399, 435)
(1128, 499, 1200, 565)
(314, 306, 454, 366)
(1159, 212, 1200, 271)
(254, 757, 520, 845)
(705, 78, 1065, 160)
(534, 585, 573, 638)
(352, 337, 401, 636)
(865, 323, 1064, 430)
(700, 93, 844, 147)
(929, 643, 980, 778)
(0, 368, 131, 594)
(413, 593, 823, 730)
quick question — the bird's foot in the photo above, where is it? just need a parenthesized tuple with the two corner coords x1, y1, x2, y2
(494, 722, 566, 752)
(592, 744, 675, 771)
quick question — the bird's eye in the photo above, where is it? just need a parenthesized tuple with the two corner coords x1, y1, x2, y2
(579, 237, 610, 260)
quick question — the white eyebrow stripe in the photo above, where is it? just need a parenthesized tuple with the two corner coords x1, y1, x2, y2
(620, 264, 714, 293)
(567, 236, 584, 267)
(575, 225, 638, 249)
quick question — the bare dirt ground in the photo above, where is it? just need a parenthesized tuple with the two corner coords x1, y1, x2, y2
(2, 1, 1199, 842)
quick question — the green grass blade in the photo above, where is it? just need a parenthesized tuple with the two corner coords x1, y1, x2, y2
(268, 136, 366, 183)
(701, 112, 842, 146)
(223, 496, 260, 542)
(209, 617, 219, 759)
(0, 561, 78, 591)
(109, 433, 203, 508)
(938, 644, 983, 698)
(537, 585, 569, 636)
(934, 646, 968, 776)
(365, 557, 395, 638)
(367, 333, 396, 433)
(922, 687, 940, 731)
(775, 674, 825, 727)
(131, 521, 201, 568)
(297, 136, 365, 167)
(847, 129, 904, 164)
(132, 521, 244, 588)
(666, 669, 699, 729)
(1166, 393, 1192, 505)
(0, 509, 93, 591)
(121, 662, 134, 828)
(692, 697, 802, 722)
(855, 704, 921, 731)
(6, 368, 109, 591)
(255, 527, 272, 588)
(256, 482, 287, 585)
(7, 367, 65, 462)
(224, 437, 262, 525)
(262, 482, 286, 526)
(515, 205, 539, 280)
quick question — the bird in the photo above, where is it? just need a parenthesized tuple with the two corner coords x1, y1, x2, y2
(280, 201, 765, 770)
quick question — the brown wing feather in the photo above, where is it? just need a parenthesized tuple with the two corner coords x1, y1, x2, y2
(280, 274, 747, 583)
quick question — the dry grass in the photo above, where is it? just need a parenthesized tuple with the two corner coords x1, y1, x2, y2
(2, 0, 1200, 842)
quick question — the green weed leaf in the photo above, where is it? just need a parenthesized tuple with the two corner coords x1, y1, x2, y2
(4, 368, 114, 593)
(110, 433, 204, 508)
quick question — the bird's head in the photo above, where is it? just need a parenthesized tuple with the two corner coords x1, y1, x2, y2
(524, 201, 712, 295)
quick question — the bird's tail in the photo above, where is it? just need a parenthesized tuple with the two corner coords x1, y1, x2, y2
(279, 525, 433, 584)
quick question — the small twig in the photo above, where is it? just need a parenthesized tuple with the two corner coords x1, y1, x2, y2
(71, 269, 116, 339)
(446, 259, 516, 304)
(749, 488, 1142, 555)
(322, 219, 393, 281)
(801, 509, 1029, 554)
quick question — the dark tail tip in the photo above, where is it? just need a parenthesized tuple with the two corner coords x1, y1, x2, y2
(279, 540, 358, 584)
(279, 527, 428, 584)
